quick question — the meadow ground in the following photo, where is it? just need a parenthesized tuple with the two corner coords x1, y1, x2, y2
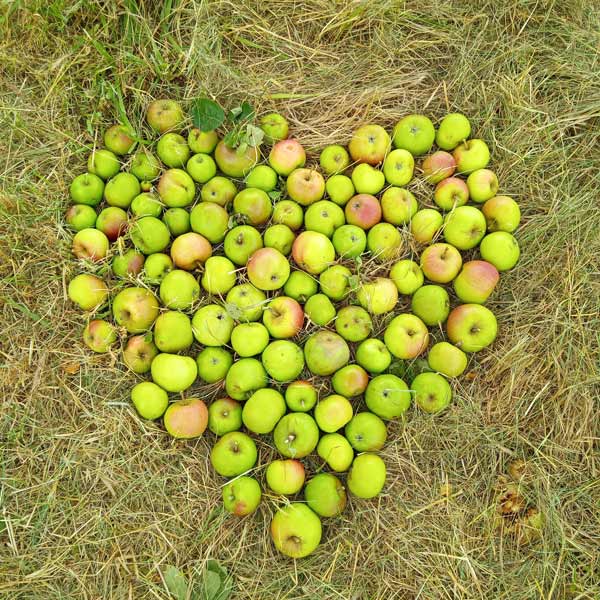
(1, 1, 599, 598)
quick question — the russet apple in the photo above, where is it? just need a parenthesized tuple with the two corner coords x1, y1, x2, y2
(384, 313, 429, 359)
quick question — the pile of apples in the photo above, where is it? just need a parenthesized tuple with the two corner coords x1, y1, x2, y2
(66, 99, 521, 559)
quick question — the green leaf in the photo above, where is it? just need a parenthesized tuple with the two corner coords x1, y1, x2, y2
(191, 98, 225, 132)
(229, 102, 255, 124)
(202, 570, 222, 599)
(268, 190, 282, 201)
(206, 560, 233, 600)
(245, 124, 264, 148)
(236, 141, 248, 156)
(163, 565, 189, 600)
(223, 129, 240, 149)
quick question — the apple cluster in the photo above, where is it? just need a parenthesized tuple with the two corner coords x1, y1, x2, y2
(65, 100, 521, 559)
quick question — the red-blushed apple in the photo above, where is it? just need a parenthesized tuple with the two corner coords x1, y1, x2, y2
(355, 338, 392, 374)
(411, 372, 452, 413)
(112, 248, 145, 278)
(122, 334, 159, 374)
(210, 431, 257, 477)
(304, 330, 350, 376)
(304, 473, 347, 517)
(454, 260, 499, 303)
(201, 175, 237, 206)
(345, 194, 382, 229)
(163, 398, 208, 438)
(434, 176, 469, 211)
(188, 128, 219, 154)
(427, 341, 468, 378)
(467, 168, 499, 202)
(332, 364, 369, 397)
(317, 433, 354, 472)
(390, 259, 424, 295)
(286, 168, 325, 206)
(482, 195, 521, 233)
(314, 394, 353, 433)
(214, 140, 259, 177)
(356, 277, 398, 314)
(443, 205, 487, 250)
(233, 188, 273, 225)
(95, 206, 128, 241)
(273, 413, 320, 458)
(381, 187, 418, 225)
(344, 412, 387, 451)
(435, 113, 471, 150)
(270, 503, 322, 558)
(112, 287, 160, 333)
(222, 476, 261, 517)
(68, 273, 109, 311)
(157, 168, 195, 208)
(292, 230, 335, 274)
(151, 353, 197, 392)
(348, 124, 390, 165)
(453, 139, 490, 173)
(285, 380, 318, 412)
(335, 305, 372, 342)
(146, 99, 184, 133)
(365, 374, 410, 420)
(72, 228, 109, 261)
(224, 225, 263, 266)
(347, 453, 386, 498)
(247, 247, 290, 291)
(242, 388, 287, 433)
(384, 313, 429, 359)
(410, 208, 443, 244)
(268, 139, 306, 176)
(263, 296, 304, 338)
(480, 231, 520, 271)
(170, 232, 212, 270)
(382, 148, 414, 186)
(420, 243, 463, 283)
(266, 459, 305, 495)
(208, 397, 242, 436)
(131, 381, 168, 419)
(320, 144, 350, 175)
(367, 223, 402, 261)
(422, 151, 456, 183)
(411, 285, 450, 326)
(83, 319, 117, 353)
(446, 303, 498, 352)
(65, 204, 97, 231)
(392, 114, 435, 156)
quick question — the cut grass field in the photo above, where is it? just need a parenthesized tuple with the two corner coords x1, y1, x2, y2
(1, 1, 599, 598)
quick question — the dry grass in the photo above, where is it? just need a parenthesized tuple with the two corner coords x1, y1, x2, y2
(1, 1, 599, 598)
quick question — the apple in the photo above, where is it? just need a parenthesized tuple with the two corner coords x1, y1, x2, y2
(104, 172, 140, 209)
(131, 381, 168, 420)
(192, 304, 234, 346)
(157, 168, 196, 207)
(427, 342, 467, 378)
(245, 165, 278, 192)
(287, 168, 326, 207)
(345, 194, 381, 229)
(122, 335, 158, 374)
(242, 388, 287, 433)
(162, 208, 191, 236)
(273, 412, 320, 458)
(233, 188, 273, 225)
(95, 206, 128, 241)
(157, 133, 190, 168)
(303, 294, 336, 326)
(202, 256, 237, 295)
(112, 248, 145, 278)
(314, 394, 353, 433)
(225, 358, 267, 401)
(304, 200, 345, 237)
(210, 431, 257, 477)
(283, 270, 318, 302)
(420, 243, 462, 283)
(65, 204, 97, 231)
(188, 128, 219, 154)
(317, 433, 354, 472)
(72, 228, 109, 261)
(366, 223, 402, 261)
(262, 340, 305, 381)
(259, 112, 289, 143)
(357, 277, 398, 314)
(434, 176, 469, 211)
(411, 285, 450, 326)
(444, 205, 487, 250)
(467, 168, 499, 202)
(263, 224, 296, 255)
(325, 173, 356, 209)
(320, 144, 350, 174)
(454, 260, 499, 303)
(170, 231, 212, 270)
(351, 163, 385, 194)
(384, 313, 429, 359)
(214, 141, 259, 178)
(224, 225, 263, 265)
(83, 319, 117, 353)
(197, 348, 233, 383)
(364, 374, 410, 420)
(422, 151, 456, 183)
(231, 322, 270, 357)
(304, 331, 350, 376)
(381, 187, 417, 225)
(247, 247, 290, 291)
(151, 353, 197, 392)
(266, 459, 305, 495)
(335, 305, 372, 342)
(480, 231, 520, 271)
(347, 453, 386, 498)
(305, 473, 347, 517)
(355, 338, 391, 374)
(262, 296, 303, 338)
(292, 230, 335, 274)
(482, 195, 521, 233)
(392, 114, 435, 155)
(270, 503, 321, 558)
(144, 253, 173, 283)
(319, 265, 351, 301)
(70, 173, 104, 205)
(222, 476, 261, 516)
(453, 139, 490, 173)
(382, 148, 414, 186)
(159, 269, 200, 310)
(130, 216, 171, 254)
(272, 200, 304, 230)
(186, 152, 217, 183)
(130, 192, 162, 218)
(332, 364, 369, 397)
(87, 149, 120, 180)
(201, 175, 237, 206)
(130, 150, 161, 181)
(447, 303, 498, 352)
(348, 124, 390, 165)
(146, 99, 184, 133)
(332, 224, 367, 258)
(268, 139, 306, 176)
(435, 113, 471, 150)
(285, 380, 318, 412)
(410, 208, 443, 244)
(225, 283, 266, 322)
(68, 273, 108, 310)
(344, 412, 387, 451)
(208, 397, 242, 435)
(390, 259, 424, 295)
(153, 310, 193, 353)
(164, 398, 209, 438)
(412, 372, 452, 413)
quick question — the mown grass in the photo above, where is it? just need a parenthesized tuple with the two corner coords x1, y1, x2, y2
(1, 1, 599, 598)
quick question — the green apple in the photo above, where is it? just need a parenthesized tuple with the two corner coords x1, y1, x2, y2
(157, 168, 196, 208)
(259, 112, 289, 143)
(270, 503, 321, 558)
(443, 205, 487, 250)
(112, 248, 145, 278)
(245, 164, 278, 191)
(131, 381, 168, 420)
(263, 224, 296, 256)
(453, 139, 490, 174)
(225, 358, 267, 401)
(264, 296, 304, 339)
(72, 228, 109, 261)
(303, 294, 336, 326)
(454, 260, 499, 303)
(113, 287, 159, 332)
(214, 141, 259, 178)
(305, 473, 347, 517)
(170, 231, 212, 270)
(242, 388, 287, 434)
(146, 99, 184, 133)
(201, 256, 237, 295)
(335, 305, 372, 342)
(304, 331, 349, 375)
(365, 374, 410, 419)
(319, 265, 351, 300)
(266, 459, 305, 495)
(104, 124, 134, 155)
(384, 313, 429, 359)
(273, 412, 319, 458)
(467, 168, 498, 202)
(192, 304, 234, 346)
(410, 208, 443, 244)
(292, 230, 336, 274)
(104, 172, 140, 208)
(131, 150, 161, 181)
(317, 433, 354, 472)
(186, 152, 216, 183)
(314, 394, 353, 433)
(420, 242, 463, 283)
(422, 151, 456, 183)
(162, 208, 190, 236)
(332, 224, 367, 258)
(351, 163, 385, 195)
(482, 195, 521, 233)
(188, 128, 219, 154)
(233, 187, 272, 225)
(348, 124, 390, 165)
(286, 168, 325, 206)
(435, 113, 471, 150)
(130, 192, 162, 218)
(151, 353, 197, 392)
(392, 114, 435, 155)
(222, 476, 261, 516)
(433, 176, 469, 211)
(201, 175, 237, 206)
(355, 338, 391, 374)
(196, 347, 233, 383)
(122, 335, 158, 374)
(83, 319, 117, 353)
(224, 225, 263, 265)
(283, 270, 318, 302)
(347, 453, 386, 498)
(247, 247, 290, 291)
(70, 173, 104, 205)
(68, 273, 108, 311)
(208, 397, 242, 436)
(320, 144, 350, 174)
(480, 231, 520, 271)
(268, 139, 306, 176)
(87, 149, 120, 180)
(367, 223, 402, 261)
(153, 310, 193, 353)
(164, 398, 208, 438)
(427, 342, 467, 378)
(272, 200, 304, 230)
(411, 285, 450, 326)
(304, 200, 345, 237)
(381, 187, 417, 225)
(225, 283, 266, 322)
(159, 269, 200, 310)
(65, 204, 97, 231)
(285, 380, 317, 412)
(130, 216, 171, 254)
(261, 340, 305, 382)
(412, 372, 452, 413)
(96, 206, 128, 241)
(325, 174, 355, 206)
(231, 322, 270, 357)
(157, 133, 190, 168)
(446, 304, 498, 352)
(390, 259, 424, 295)
(210, 431, 257, 477)
(345, 193, 382, 229)
(344, 412, 387, 452)
(357, 277, 398, 314)
(382, 148, 415, 186)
